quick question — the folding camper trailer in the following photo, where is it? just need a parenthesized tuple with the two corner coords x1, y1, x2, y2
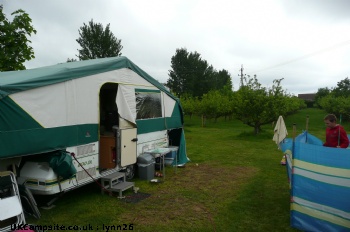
(0, 56, 188, 196)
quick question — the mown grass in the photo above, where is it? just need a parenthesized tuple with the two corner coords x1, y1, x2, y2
(27, 108, 338, 231)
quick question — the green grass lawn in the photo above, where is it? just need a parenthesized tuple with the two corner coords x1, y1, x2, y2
(27, 108, 336, 231)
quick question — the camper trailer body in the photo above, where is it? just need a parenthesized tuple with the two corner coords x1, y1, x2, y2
(16, 130, 168, 195)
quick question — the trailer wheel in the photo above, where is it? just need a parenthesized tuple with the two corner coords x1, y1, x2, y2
(124, 164, 135, 180)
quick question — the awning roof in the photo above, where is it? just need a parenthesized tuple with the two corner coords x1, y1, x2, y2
(0, 56, 171, 99)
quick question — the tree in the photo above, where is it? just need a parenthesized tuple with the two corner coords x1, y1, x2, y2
(168, 48, 208, 98)
(0, 7, 37, 71)
(319, 95, 350, 119)
(179, 94, 200, 119)
(200, 89, 233, 123)
(232, 76, 303, 134)
(167, 48, 188, 96)
(332, 77, 350, 97)
(66, 58, 77, 63)
(314, 87, 331, 108)
(75, 19, 123, 60)
(214, 69, 232, 90)
(315, 77, 350, 118)
(167, 48, 232, 98)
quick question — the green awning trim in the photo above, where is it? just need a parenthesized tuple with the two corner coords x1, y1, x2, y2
(135, 89, 161, 93)
(0, 124, 98, 158)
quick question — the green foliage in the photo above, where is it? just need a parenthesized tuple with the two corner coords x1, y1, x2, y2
(179, 76, 305, 131)
(179, 94, 200, 118)
(316, 77, 350, 119)
(332, 77, 350, 97)
(215, 69, 232, 90)
(232, 76, 303, 134)
(315, 87, 331, 108)
(0, 7, 36, 71)
(167, 48, 232, 98)
(318, 95, 350, 119)
(199, 89, 232, 121)
(180, 85, 235, 125)
(76, 19, 123, 60)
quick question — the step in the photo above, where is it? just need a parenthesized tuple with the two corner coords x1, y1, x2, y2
(109, 181, 135, 198)
(101, 171, 125, 182)
(100, 172, 126, 194)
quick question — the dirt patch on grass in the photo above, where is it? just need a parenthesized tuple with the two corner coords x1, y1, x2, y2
(119, 163, 258, 229)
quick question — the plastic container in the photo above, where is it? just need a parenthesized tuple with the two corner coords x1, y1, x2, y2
(165, 146, 178, 166)
(137, 154, 155, 180)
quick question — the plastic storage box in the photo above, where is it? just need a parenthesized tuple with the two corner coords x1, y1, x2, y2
(165, 146, 178, 166)
(137, 153, 155, 180)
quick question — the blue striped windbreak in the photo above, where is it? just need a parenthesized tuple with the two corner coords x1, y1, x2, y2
(281, 132, 350, 232)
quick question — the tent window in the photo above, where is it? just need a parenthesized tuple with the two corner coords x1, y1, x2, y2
(135, 90, 162, 119)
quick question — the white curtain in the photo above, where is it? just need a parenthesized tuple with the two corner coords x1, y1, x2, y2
(116, 85, 136, 124)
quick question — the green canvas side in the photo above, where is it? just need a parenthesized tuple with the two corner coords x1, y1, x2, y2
(168, 128, 189, 165)
(0, 124, 98, 159)
(171, 101, 182, 119)
(136, 117, 183, 134)
(136, 118, 167, 134)
(167, 98, 184, 125)
(177, 99, 185, 124)
(165, 116, 183, 129)
(0, 96, 42, 131)
(178, 129, 189, 165)
(164, 101, 184, 129)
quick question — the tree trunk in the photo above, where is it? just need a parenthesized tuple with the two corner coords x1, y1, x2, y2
(254, 124, 261, 134)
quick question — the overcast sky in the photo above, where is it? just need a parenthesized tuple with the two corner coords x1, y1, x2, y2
(3, 0, 350, 95)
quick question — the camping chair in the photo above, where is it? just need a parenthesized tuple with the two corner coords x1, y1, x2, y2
(0, 171, 26, 232)
(18, 184, 41, 219)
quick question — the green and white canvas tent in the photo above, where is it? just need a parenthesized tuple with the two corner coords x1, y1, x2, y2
(0, 56, 188, 194)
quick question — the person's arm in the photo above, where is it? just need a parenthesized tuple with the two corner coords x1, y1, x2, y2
(339, 127, 349, 148)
